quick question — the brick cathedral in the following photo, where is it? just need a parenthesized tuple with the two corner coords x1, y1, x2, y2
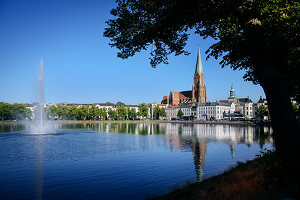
(161, 48, 207, 106)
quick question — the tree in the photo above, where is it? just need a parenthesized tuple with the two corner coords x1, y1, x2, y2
(0, 102, 12, 121)
(99, 108, 107, 120)
(78, 105, 89, 120)
(49, 105, 58, 119)
(177, 109, 184, 119)
(116, 101, 125, 106)
(160, 107, 166, 118)
(108, 108, 116, 120)
(126, 107, 131, 120)
(104, 0, 300, 153)
(90, 104, 100, 120)
(256, 105, 268, 121)
(153, 105, 161, 119)
(128, 108, 136, 120)
(138, 103, 148, 119)
(61, 105, 70, 120)
(117, 105, 127, 120)
(69, 105, 79, 120)
(11, 103, 30, 120)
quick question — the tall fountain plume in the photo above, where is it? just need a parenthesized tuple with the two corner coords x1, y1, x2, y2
(30, 57, 54, 133)
(37, 57, 45, 129)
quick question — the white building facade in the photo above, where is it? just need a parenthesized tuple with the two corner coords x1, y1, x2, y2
(197, 102, 235, 120)
(166, 107, 178, 120)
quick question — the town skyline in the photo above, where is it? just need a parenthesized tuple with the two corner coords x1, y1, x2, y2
(0, 0, 265, 105)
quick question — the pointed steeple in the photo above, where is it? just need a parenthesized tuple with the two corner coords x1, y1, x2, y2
(230, 83, 234, 92)
(192, 48, 206, 103)
(230, 83, 235, 98)
(195, 48, 203, 76)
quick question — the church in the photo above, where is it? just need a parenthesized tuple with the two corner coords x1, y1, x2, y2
(161, 48, 207, 106)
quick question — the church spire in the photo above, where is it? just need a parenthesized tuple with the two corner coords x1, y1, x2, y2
(192, 48, 207, 103)
(195, 48, 203, 76)
(230, 83, 235, 98)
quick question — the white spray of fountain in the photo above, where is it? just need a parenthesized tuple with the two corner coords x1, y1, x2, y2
(30, 57, 55, 134)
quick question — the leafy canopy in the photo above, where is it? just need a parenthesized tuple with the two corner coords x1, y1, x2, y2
(138, 103, 148, 118)
(177, 109, 184, 118)
(104, 0, 300, 99)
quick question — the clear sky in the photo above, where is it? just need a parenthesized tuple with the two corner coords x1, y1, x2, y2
(0, 0, 265, 105)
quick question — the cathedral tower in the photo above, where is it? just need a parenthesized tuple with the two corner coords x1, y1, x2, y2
(192, 48, 207, 103)
(230, 83, 235, 98)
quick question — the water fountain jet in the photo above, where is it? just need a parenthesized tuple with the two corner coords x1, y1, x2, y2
(29, 57, 55, 134)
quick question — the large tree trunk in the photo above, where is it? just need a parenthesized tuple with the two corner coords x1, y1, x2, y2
(246, 25, 300, 155)
(258, 68, 299, 154)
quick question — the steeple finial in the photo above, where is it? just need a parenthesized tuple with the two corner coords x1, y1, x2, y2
(230, 83, 234, 91)
(195, 48, 203, 75)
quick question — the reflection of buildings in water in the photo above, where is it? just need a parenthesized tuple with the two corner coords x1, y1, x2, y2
(164, 123, 262, 150)
(192, 139, 207, 182)
(164, 123, 273, 181)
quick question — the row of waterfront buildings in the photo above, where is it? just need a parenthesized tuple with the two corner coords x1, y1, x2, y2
(24, 92, 268, 121)
(159, 48, 269, 121)
(24, 48, 271, 121)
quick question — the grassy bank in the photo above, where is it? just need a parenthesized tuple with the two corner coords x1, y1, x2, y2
(151, 151, 300, 200)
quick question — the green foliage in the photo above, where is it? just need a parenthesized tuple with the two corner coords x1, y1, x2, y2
(0, 102, 12, 120)
(177, 109, 184, 118)
(160, 107, 166, 117)
(116, 101, 125, 106)
(90, 104, 100, 120)
(69, 105, 79, 120)
(104, 0, 300, 100)
(153, 106, 166, 119)
(58, 105, 70, 120)
(108, 108, 116, 120)
(78, 105, 89, 120)
(153, 105, 161, 119)
(49, 105, 58, 119)
(257, 105, 268, 120)
(138, 103, 148, 119)
(104, 0, 300, 154)
(128, 108, 137, 120)
(0, 102, 32, 120)
(11, 103, 31, 120)
(99, 108, 107, 120)
(117, 105, 127, 120)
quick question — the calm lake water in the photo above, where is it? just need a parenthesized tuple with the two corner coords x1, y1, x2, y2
(0, 122, 273, 200)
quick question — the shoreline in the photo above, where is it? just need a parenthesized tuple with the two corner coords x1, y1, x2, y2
(151, 152, 299, 200)
(169, 120, 257, 126)
(0, 120, 263, 126)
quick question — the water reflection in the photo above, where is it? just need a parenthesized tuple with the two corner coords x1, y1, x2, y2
(53, 122, 273, 182)
(0, 122, 273, 199)
(34, 136, 44, 200)
(0, 123, 26, 132)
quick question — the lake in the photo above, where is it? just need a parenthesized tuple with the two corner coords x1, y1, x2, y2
(0, 122, 273, 200)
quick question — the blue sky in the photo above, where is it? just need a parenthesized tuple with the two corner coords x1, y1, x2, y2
(0, 0, 265, 105)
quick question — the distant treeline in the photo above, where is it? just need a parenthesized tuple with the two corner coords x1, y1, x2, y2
(0, 102, 32, 120)
(0, 102, 166, 121)
(48, 104, 138, 120)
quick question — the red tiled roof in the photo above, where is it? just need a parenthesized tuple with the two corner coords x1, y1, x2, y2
(219, 100, 229, 103)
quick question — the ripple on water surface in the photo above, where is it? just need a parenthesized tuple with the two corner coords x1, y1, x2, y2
(0, 123, 274, 200)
